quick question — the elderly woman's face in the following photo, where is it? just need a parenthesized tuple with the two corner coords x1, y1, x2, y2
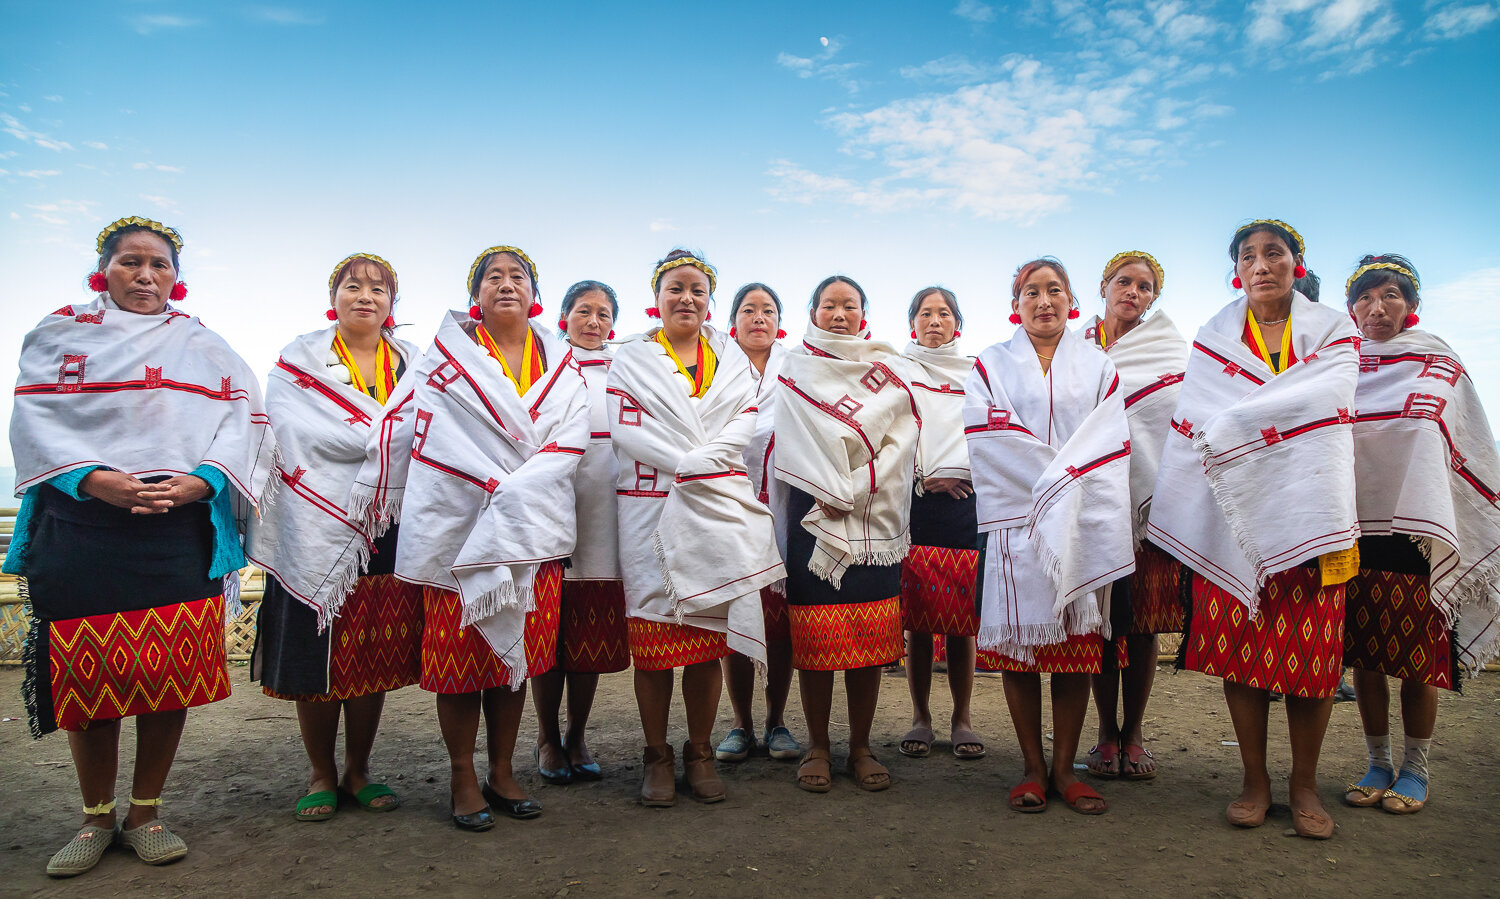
(476, 253, 534, 324)
(565, 289, 614, 350)
(105, 231, 177, 315)
(1350, 278, 1413, 341)
(1235, 230, 1297, 305)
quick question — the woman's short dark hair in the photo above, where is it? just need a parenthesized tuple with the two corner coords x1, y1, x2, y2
(808, 275, 867, 313)
(96, 224, 181, 274)
(1346, 253, 1421, 310)
(1229, 220, 1303, 262)
(468, 250, 538, 301)
(730, 282, 782, 320)
(560, 280, 618, 319)
(907, 286, 962, 329)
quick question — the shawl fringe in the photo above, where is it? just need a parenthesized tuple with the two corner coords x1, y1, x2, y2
(458, 581, 537, 629)
(1193, 430, 1269, 617)
(20, 583, 43, 740)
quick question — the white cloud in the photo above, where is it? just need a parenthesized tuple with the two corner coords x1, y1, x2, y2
(132, 161, 184, 173)
(83, 140, 108, 150)
(139, 193, 179, 211)
(33, 213, 66, 225)
(249, 6, 326, 25)
(899, 54, 997, 84)
(132, 14, 200, 35)
(1424, 2, 1500, 38)
(1, 113, 73, 151)
(1247, 0, 1401, 74)
(43, 95, 62, 102)
(16, 169, 62, 178)
(649, 219, 676, 232)
(776, 37, 862, 94)
(953, 0, 996, 24)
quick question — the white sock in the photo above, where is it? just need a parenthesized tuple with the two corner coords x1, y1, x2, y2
(1401, 736, 1432, 785)
(1366, 734, 1393, 774)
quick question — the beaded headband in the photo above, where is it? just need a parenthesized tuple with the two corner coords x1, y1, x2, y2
(328, 252, 397, 290)
(1345, 261, 1420, 295)
(96, 216, 183, 254)
(1102, 250, 1165, 295)
(651, 255, 717, 294)
(467, 246, 538, 295)
(1240, 219, 1305, 256)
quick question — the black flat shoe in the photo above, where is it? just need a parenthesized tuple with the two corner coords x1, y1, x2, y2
(535, 744, 573, 785)
(451, 800, 495, 832)
(563, 738, 603, 781)
(482, 780, 542, 820)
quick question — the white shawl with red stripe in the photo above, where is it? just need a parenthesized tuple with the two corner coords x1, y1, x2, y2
(745, 341, 792, 570)
(1148, 294, 1360, 613)
(246, 327, 420, 629)
(11, 295, 276, 523)
(1081, 312, 1189, 544)
(963, 327, 1133, 657)
(1353, 329, 1500, 672)
(904, 339, 974, 487)
(354, 312, 588, 681)
(566, 344, 622, 581)
(606, 327, 781, 664)
(774, 326, 921, 588)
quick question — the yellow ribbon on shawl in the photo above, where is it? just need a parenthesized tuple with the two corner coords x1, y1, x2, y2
(654, 330, 717, 398)
(476, 324, 542, 394)
(332, 332, 398, 404)
(1245, 307, 1293, 375)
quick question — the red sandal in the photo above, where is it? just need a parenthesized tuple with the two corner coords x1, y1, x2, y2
(1008, 780, 1048, 813)
(1062, 781, 1108, 815)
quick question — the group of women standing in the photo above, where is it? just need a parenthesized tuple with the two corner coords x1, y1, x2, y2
(11, 215, 1500, 878)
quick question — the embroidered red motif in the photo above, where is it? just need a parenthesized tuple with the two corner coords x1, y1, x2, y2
(529, 408, 541, 423)
(1260, 426, 1283, 444)
(833, 394, 865, 419)
(293, 371, 316, 389)
(57, 355, 87, 392)
(859, 363, 893, 394)
(1065, 465, 1081, 478)
(482, 477, 500, 494)
(426, 360, 463, 392)
(634, 462, 658, 492)
(288, 465, 307, 484)
(74, 311, 105, 324)
(1451, 449, 1467, 471)
(411, 410, 433, 454)
(1222, 362, 1242, 378)
(1360, 355, 1381, 373)
(1418, 355, 1464, 386)
(988, 408, 1011, 429)
(52, 305, 75, 316)
(219, 377, 233, 399)
(618, 398, 642, 427)
(1172, 419, 1194, 438)
(144, 366, 162, 388)
(1336, 407, 1354, 424)
(1302, 352, 1318, 364)
(1402, 392, 1447, 421)
(1122, 439, 1131, 454)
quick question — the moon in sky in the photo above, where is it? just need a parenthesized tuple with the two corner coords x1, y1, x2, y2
(820, 36, 829, 46)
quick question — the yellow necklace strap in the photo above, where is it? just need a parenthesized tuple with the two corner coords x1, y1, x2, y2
(1245, 306, 1293, 375)
(129, 796, 163, 807)
(1345, 262, 1420, 295)
(83, 798, 116, 815)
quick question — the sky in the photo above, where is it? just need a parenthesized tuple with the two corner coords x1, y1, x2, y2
(1, 0, 1498, 472)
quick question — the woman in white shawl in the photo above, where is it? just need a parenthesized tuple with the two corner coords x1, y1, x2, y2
(898, 287, 986, 762)
(365, 246, 589, 830)
(775, 275, 919, 794)
(964, 258, 1133, 816)
(248, 253, 423, 821)
(716, 282, 803, 765)
(1339, 254, 1500, 815)
(530, 280, 629, 785)
(1079, 251, 1189, 781)
(7, 217, 275, 875)
(1149, 220, 1360, 839)
(606, 250, 783, 807)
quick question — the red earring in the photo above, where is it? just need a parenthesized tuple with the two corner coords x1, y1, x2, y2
(169, 281, 188, 301)
(953, 329, 961, 338)
(729, 327, 737, 338)
(1403, 313, 1419, 329)
(529, 301, 543, 317)
(1232, 276, 1243, 289)
(859, 319, 867, 330)
(88, 272, 109, 292)
(469, 305, 483, 320)
(1067, 308, 1080, 320)
(1009, 313, 1022, 324)
(1350, 312, 1359, 326)
(646, 307, 661, 318)
(607, 330, 616, 339)
(1294, 265, 1307, 278)
(326, 308, 338, 321)
(383, 315, 396, 328)
(705, 311, 712, 322)
(557, 318, 568, 332)
(776, 328, 786, 339)
(910, 330, 918, 339)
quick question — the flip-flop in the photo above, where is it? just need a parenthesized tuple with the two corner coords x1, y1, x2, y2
(294, 789, 339, 822)
(1061, 781, 1108, 815)
(1121, 744, 1157, 780)
(951, 728, 986, 760)
(898, 725, 934, 759)
(1085, 743, 1120, 778)
(1008, 780, 1048, 813)
(348, 783, 400, 812)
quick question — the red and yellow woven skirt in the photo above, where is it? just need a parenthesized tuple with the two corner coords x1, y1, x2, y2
(420, 561, 562, 693)
(263, 574, 423, 702)
(560, 578, 630, 674)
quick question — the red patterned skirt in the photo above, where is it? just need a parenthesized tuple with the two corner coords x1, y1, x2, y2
(992, 633, 1106, 674)
(264, 575, 423, 702)
(762, 585, 792, 643)
(789, 594, 904, 671)
(560, 579, 630, 674)
(931, 634, 1015, 671)
(1185, 567, 1344, 698)
(1131, 544, 1184, 635)
(627, 618, 730, 670)
(902, 545, 980, 637)
(1343, 569, 1455, 690)
(42, 594, 231, 732)
(420, 562, 562, 693)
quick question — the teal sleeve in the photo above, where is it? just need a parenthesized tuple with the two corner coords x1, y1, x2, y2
(2, 466, 102, 576)
(190, 465, 245, 580)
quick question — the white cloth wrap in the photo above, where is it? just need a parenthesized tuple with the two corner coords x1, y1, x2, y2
(1353, 330, 1500, 673)
(245, 327, 419, 628)
(606, 327, 781, 665)
(773, 326, 921, 588)
(566, 344, 622, 580)
(1081, 312, 1189, 544)
(903, 339, 974, 486)
(11, 295, 277, 535)
(1148, 294, 1360, 614)
(963, 327, 1134, 660)
(355, 312, 588, 683)
(744, 342, 791, 585)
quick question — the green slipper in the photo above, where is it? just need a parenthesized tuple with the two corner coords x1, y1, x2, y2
(294, 789, 339, 822)
(350, 783, 400, 812)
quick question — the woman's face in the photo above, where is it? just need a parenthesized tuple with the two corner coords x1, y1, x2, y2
(331, 261, 393, 330)
(565, 289, 614, 350)
(812, 282, 862, 334)
(1013, 266, 1069, 340)
(655, 265, 710, 336)
(105, 231, 177, 315)
(1350, 278, 1413, 341)
(1101, 261, 1156, 326)
(475, 253, 534, 326)
(912, 292, 957, 348)
(734, 289, 780, 353)
(1235, 230, 1297, 305)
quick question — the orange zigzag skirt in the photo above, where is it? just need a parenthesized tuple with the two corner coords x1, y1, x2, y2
(420, 562, 561, 693)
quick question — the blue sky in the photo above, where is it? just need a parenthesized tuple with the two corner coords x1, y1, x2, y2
(2, 0, 1499, 470)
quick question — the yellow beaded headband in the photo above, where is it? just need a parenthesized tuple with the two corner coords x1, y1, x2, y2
(467, 245, 538, 294)
(1345, 261, 1420, 295)
(1102, 250, 1165, 295)
(1242, 219, 1305, 256)
(96, 216, 183, 254)
(651, 256, 717, 294)
(328, 253, 397, 289)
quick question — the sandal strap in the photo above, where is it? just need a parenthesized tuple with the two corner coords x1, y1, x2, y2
(129, 796, 163, 807)
(1345, 783, 1384, 797)
(1384, 789, 1423, 806)
(83, 798, 116, 815)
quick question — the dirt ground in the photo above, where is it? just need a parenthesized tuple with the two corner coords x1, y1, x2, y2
(0, 662, 1497, 898)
